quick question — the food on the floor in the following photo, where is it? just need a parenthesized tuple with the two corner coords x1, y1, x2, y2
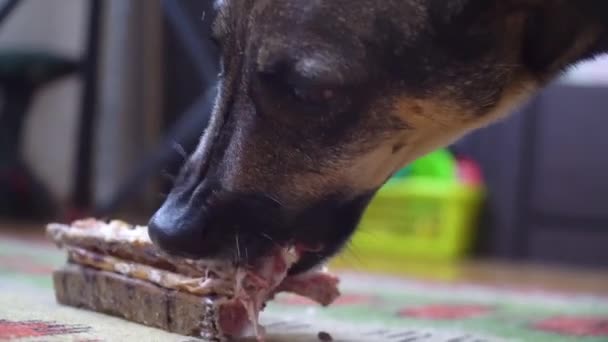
(47, 219, 340, 341)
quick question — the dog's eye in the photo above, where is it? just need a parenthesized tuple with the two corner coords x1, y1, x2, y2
(291, 85, 336, 105)
(256, 66, 352, 113)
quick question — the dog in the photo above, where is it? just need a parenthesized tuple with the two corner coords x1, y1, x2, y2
(149, 0, 608, 274)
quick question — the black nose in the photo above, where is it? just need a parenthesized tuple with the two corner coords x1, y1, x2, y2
(148, 188, 285, 260)
(148, 209, 206, 259)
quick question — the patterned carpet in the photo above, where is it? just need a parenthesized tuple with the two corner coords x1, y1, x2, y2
(1, 233, 608, 342)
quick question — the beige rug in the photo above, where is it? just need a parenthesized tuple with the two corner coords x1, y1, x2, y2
(1, 234, 608, 342)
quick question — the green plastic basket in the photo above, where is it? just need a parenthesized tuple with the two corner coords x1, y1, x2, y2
(348, 177, 484, 264)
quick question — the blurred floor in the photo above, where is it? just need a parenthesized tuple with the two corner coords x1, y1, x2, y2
(1, 221, 608, 341)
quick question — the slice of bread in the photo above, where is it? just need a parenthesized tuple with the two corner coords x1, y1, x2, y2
(47, 219, 341, 341)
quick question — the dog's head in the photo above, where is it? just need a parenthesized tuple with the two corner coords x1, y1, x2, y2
(149, 0, 607, 273)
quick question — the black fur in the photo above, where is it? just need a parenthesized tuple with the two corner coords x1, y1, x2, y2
(150, 0, 608, 273)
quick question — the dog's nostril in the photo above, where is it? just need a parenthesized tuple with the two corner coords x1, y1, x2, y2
(148, 212, 207, 258)
(148, 190, 287, 261)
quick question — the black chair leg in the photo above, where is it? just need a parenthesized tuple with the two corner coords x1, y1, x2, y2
(0, 0, 22, 29)
(68, 0, 103, 218)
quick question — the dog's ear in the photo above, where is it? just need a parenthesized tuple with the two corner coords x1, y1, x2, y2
(431, 0, 607, 74)
(518, 0, 607, 74)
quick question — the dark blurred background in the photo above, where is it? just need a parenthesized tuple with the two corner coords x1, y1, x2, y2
(1, 0, 607, 273)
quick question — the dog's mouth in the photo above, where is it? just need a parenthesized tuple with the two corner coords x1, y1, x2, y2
(252, 191, 376, 275)
(288, 245, 335, 275)
(149, 190, 375, 275)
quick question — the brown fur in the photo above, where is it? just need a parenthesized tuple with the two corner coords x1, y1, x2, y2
(149, 0, 608, 273)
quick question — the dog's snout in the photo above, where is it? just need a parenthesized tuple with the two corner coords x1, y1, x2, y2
(148, 184, 224, 259)
(148, 187, 286, 261)
(148, 202, 209, 259)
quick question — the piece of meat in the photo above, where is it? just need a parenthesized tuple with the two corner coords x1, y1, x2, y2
(276, 271, 340, 306)
(235, 247, 299, 340)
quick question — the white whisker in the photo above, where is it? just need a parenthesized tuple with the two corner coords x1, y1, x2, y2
(161, 170, 176, 183)
(171, 141, 188, 160)
(235, 233, 242, 261)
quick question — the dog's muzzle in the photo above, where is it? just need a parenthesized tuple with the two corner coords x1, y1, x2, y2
(148, 183, 285, 261)
(148, 181, 374, 273)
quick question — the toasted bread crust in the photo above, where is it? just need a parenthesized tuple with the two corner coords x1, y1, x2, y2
(53, 264, 247, 341)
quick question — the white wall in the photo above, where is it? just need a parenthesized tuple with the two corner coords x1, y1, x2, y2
(95, 0, 163, 207)
(561, 54, 608, 86)
(0, 0, 87, 202)
(0, 0, 162, 209)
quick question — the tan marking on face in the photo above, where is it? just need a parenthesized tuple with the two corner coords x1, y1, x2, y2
(473, 78, 538, 125)
(321, 75, 541, 195)
(275, 73, 542, 203)
(401, 77, 538, 153)
(283, 144, 401, 204)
